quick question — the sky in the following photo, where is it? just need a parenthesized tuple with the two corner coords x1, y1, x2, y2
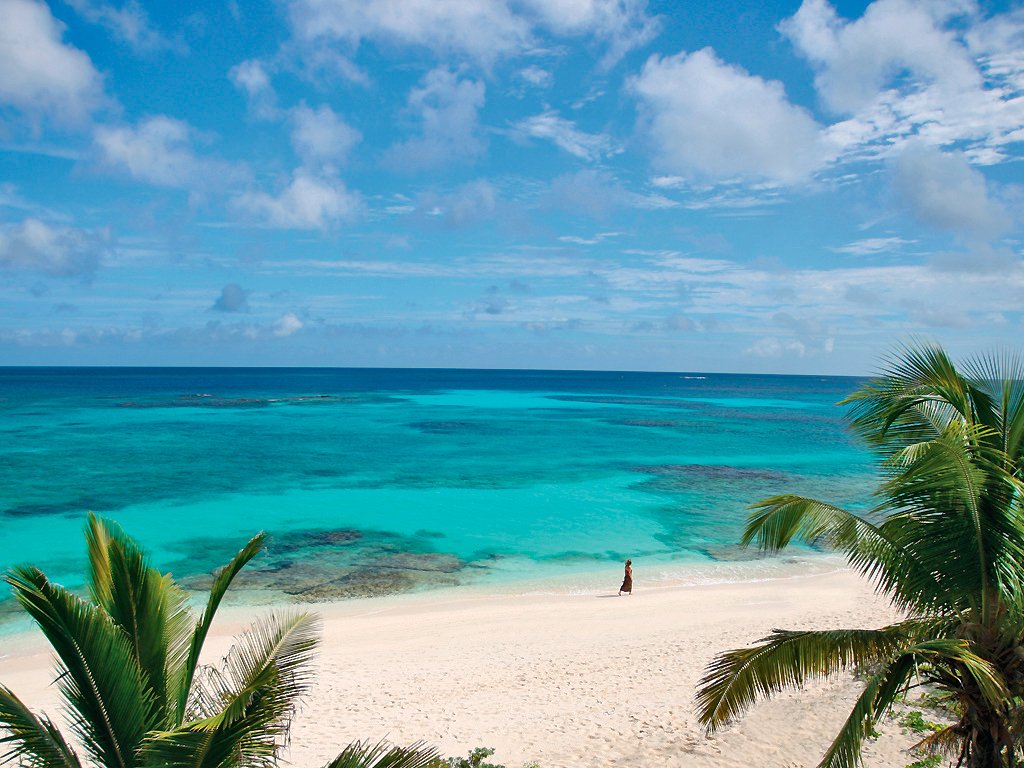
(0, 0, 1022, 374)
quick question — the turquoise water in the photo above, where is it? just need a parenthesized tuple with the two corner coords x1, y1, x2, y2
(0, 368, 874, 620)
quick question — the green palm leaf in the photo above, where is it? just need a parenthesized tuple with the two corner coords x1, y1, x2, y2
(699, 342, 1024, 768)
(178, 532, 267, 722)
(85, 515, 193, 728)
(144, 612, 319, 768)
(5, 567, 154, 768)
(816, 652, 918, 768)
(0, 686, 81, 768)
(696, 623, 927, 731)
(743, 496, 947, 614)
(323, 740, 439, 768)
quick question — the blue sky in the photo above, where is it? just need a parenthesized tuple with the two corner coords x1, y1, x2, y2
(0, 0, 1022, 374)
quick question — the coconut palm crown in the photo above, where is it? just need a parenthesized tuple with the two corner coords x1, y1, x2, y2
(696, 344, 1024, 768)
(0, 515, 437, 768)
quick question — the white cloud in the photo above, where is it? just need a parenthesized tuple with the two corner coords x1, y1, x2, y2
(385, 68, 486, 171)
(229, 59, 279, 119)
(514, 111, 613, 161)
(273, 312, 304, 337)
(632, 48, 828, 184)
(518, 65, 552, 87)
(286, 0, 531, 65)
(745, 337, 809, 359)
(786, 0, 1024, 164)
(291, 46, 370, 87)
(0, 0, 104, 124)
(830, 236, 915, 255)
(781, 0, 980, 115)
(0, 218, 109, 279)
(891, 143, 1011, 238)
(290, 104, 361, 166)
(232, 170, 362, 229)
(94, 116, 238, 188)
(66, 0, 180, 54)
(284, 0, 658, 68)
(519, 0, 661, 67)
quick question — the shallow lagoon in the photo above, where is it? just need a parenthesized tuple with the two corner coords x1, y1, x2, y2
(0, 367, 874, 617)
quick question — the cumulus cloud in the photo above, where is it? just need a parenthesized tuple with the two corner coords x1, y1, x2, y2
(94, 116, 239, 188)
(0, 218, 109, 280)
(0, 0, 105, 124)
(385, 68, 486, 171)
(232, 169, 362, 229)
(284, 0, 658, 69)
(891, 143, 1011, 239)
(290, 104, 361, 167)
(286, 0, 531, 65)
(513, 111, 613, 161)
(786, 0, 1024, 164)
(520, 0, 661, 67)
(781, 0, 980, 115)
(273, 312, 304, 337)
(66, 0, 181, 54)
(211, 283, 250, 313)
(632, 48, 828, 184)
(229, 59, 279, 119)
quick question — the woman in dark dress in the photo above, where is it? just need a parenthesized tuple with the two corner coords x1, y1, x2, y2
(619, 559, 632, 596)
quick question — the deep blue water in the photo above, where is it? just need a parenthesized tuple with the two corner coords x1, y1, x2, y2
(0, 367, 875, 620)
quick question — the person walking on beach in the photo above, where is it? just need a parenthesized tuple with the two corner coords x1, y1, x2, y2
(619, 559, 632, 596)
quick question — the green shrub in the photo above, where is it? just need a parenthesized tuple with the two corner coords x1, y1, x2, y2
(899, 710, 944, 734)
(429, 747, 532, 768)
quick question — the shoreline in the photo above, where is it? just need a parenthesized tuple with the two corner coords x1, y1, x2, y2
(0, 563, 920, 767)
(0, 549, 849, 657)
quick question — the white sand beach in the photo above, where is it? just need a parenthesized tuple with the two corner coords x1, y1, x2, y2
(0, 569, 922, 767)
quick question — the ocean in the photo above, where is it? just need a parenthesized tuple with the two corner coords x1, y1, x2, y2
(0, 367, 874, 624)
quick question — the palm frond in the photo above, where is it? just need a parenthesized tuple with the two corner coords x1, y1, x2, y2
(5, 567, 154, 768)
(911, 725, 961, 759)
(962, 348, 1024, 463)
(0, 686, 81, 768)
(816, 653, 918, 768)
(842, 342, 991, 453)
(696, 623, 923, 732)
(85, 515, 193, 727)
(146, 612, 319, 768)
(743, 495, 947, 614)
(211, 611, 319, 724)
(877, 423, 1024, 618)
(323, 740, 439, 768)
(914, 639, 1009, 710)
(177, 532, 266, 722)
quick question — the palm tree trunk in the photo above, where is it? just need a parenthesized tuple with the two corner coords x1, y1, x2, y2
(963, 711, 1011, 768)
(965, 736, 1002, 768)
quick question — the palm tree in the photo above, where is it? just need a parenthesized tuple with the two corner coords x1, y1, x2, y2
(0, 514, 437, 768)
(696, 343, 1024, 768)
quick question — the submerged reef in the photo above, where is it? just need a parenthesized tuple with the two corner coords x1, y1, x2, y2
(175, 526, 474, 602)
(629, 463, 790, 495)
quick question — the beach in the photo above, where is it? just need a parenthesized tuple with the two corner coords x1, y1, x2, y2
(0, 568, 921, 767)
